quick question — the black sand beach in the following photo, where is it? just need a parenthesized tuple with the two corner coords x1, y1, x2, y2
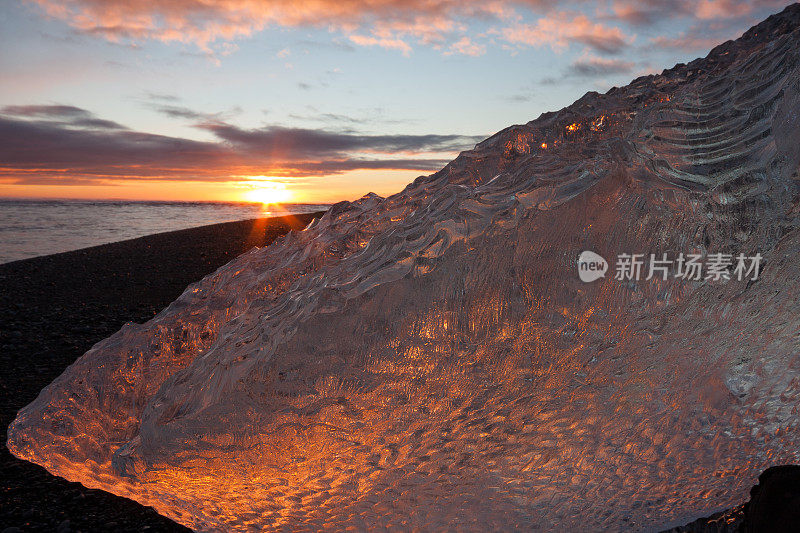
(1, 213, 322, 532)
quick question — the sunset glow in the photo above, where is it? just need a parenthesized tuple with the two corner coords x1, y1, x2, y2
(0, 0, 786, 203)
(242, 181, 292, 205)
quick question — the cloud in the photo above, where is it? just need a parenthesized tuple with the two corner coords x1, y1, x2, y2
(143, 102, 243, 123)
(608, 0, 692, 26)
(24, 0, 785, 62)
(289, 112, 367, 125)
(0, 104, 128, 130)
(693, 0, 767, 20)
(25, 0, 635, 57)
(141, 91, 181, 102)
(608, 0, 788, 26)
(445, 36, 486, 57)
(644, 1, 788, 52)
(1, 105, 90, 118)
(538, 54, 635, 84)
(567, 56, 635, 77)
(649, 32, 729, 51)
(503, 11, 634, 55)
(195, 122, 484, 157)
(287, 108, 417, 127)
(0, 106, 482, 184)
(25, 0, 504, 54)
(149, 105, 208, 120)
(278, 158, 451, 174)
(348, 34, 413, 55)
(295, 38, 356, 52)
(503, 93, 533, 103)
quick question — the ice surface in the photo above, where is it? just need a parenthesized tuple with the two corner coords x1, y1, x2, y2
(8, 7, 800, 532)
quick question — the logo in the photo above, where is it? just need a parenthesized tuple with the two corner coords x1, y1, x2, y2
(577, 250, 608, 282)
(576, 251, 762, 283)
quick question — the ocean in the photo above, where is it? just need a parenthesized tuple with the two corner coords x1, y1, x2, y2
(0, 199, 329, 264)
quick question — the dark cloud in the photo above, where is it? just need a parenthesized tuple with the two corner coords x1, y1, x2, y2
(319, 113, 367, 124)
(69, 117, 129, 129)
(142, 92, 182, 102)
(288, 112, 366, 125)
(576, 33, 630, 55)
(144, 101, 243, 123)
(608, 0, 787, 27)
(646, 16, 760, 51)
(286, 109, 416, 127)
(2, 105, 94, 118)
(538, 55, 635, 85)
(567, 57, 635, 77)
(0, 115, 223, 171)
(503, 94, 533, 103)
(150, 105, 209, 120)
(197, 122, 484, 157)
(0, 105, 127, 130)
(608, 0, 691, 26)
(285, 158, 451, 174)
(0, 106, 480, 184)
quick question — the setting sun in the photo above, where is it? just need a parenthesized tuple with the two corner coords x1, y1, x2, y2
(243, 181, 292, 205)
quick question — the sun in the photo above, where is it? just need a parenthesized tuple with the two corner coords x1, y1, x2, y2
(244, 182, 292, 205)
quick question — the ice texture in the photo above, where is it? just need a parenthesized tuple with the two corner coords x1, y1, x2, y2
(8, 6, 800, 532)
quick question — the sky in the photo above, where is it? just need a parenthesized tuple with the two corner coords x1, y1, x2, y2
(0, 0, 793, 204)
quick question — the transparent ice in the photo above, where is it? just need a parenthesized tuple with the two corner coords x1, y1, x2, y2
(8, 13, 800, 532)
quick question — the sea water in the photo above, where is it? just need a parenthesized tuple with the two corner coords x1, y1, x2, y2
(0, 199, 329, 264)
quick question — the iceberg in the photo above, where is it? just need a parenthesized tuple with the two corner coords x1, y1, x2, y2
(8, 6, 800, 531)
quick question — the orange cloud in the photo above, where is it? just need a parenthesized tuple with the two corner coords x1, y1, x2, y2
(503, 11, 634, 54)
(610, 0, 788, 26)
(348, 34, 413, 55)
(695, 0, 770, 19)
(24, 0, 781, 58)
(445, 36, 487, 57)
(28, 0, 509, 53)
(27, 0, 634, 56)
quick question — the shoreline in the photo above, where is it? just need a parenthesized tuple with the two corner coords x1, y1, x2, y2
(1, 213, 323, 532)
(0, 213, 322, 267)
(0, 202, 330, 265)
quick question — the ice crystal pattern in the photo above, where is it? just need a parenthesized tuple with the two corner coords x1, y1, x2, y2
(8, 6, 800, 532)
